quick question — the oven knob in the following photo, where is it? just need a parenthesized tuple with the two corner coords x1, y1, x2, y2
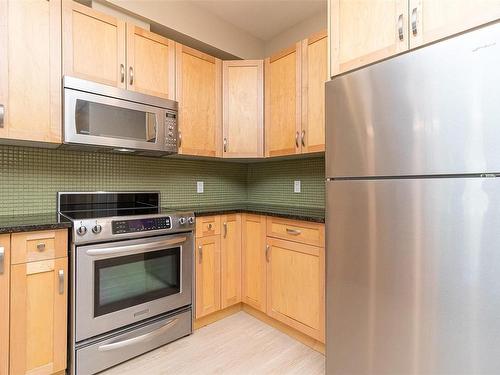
(92, 224, 102, 234)
(179, 217, 187, 225)
(187, 217, 195, 225)
(76, 225, 87, 236)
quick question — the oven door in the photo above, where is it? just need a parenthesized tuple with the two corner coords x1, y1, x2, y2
(75, 233, 193, 342)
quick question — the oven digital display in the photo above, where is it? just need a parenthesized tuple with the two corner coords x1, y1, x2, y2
(112, 216, 171, 234)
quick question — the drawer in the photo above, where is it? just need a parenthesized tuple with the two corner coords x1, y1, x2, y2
(196, 216, 221, 237)
(266, 217, 324, 247)
(11, 229, 68, 264)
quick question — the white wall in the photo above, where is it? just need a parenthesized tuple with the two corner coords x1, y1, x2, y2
(264, 10, 327, 56)
(105, 0, 265, 59)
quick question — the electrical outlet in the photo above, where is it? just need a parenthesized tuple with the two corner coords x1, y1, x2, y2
(197, 181, 204, 193)
(294, 180, 301, 193)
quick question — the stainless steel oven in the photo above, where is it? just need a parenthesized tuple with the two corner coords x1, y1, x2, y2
(63, 76, 178, 156)
(75, 232, 193, 342)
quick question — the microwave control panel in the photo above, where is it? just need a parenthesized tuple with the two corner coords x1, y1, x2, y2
(112, 216, 172, 234)
(165, 110, 177, 149)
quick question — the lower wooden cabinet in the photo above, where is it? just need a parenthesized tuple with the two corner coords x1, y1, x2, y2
(195, 235, 221, 318)
(266, 237, 325, 342)
(220, 214, 242, 308)
(0, 234, 10, 375)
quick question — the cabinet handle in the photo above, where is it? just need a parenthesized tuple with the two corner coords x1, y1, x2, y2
(265, 244, 270, 262)
(286, 228, 302, 235)
(301, 130, 306, 147)
(129, 66, 134, 85)
(0, 104, 4, 128)
(207, 223, 213, 231)
(295, 131, 299, 148)
(397, 13, 404, 41)
(223, 222, 227, 238)
(178, 131, 182, 148)
(58, 269, 65, 295)
(0, 247, 4, 275)
(120, 64, 125, 83)
(411, 8, 418, 36)
(223, 137, 228, 152)
(36, 243, 46, 252)
(198, 245, 203, 263)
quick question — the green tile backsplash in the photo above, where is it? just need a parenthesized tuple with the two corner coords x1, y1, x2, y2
(0, 146, 325, 216)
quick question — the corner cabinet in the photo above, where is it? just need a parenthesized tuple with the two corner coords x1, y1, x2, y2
(0, 0, 62, 145)
(222, 60, 264, 158)
(63, 1, 175, 99)
(176, 44, 222, 157)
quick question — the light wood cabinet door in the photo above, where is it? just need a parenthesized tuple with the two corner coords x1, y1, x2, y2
(241, 214, 267, 312)
(127, 24, 175, 99)
(266, 237, 325, 342)
(176, 44, 222, 157)
(409, 0, 500, 48)
(195, 235, 221, 318)
(301, 31, 327, 154)
(10, 257, 68, 375)
(221, 214, 242, 308)
(222, 60, 264, 158)
(265, 43, 302, 157)
(330, 0, 409, 76)
(0, 235, 10, 375)
(0, 0, 61, 144)
(63, 1, 126, 88)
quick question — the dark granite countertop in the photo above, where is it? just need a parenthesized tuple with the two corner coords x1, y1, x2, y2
(165, 204, 325, 223)
(0, 213, 72, 234)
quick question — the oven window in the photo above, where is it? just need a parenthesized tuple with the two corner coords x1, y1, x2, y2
(94, 247, 180, 317)
(75, 99, 157, 142)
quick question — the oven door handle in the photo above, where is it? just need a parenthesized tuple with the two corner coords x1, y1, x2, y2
(97, 318, 179, 352)
(85, 237, 187, 257)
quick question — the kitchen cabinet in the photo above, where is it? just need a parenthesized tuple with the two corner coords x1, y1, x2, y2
(176, 44, 222, 157)
(0, 235, 10, 375)
(0, 0, 62, 145)
(126, 24, 175, 99)
(266, 217, 325, 248)
(222, 60, 264, 158)
(330, 0, 408, 76)
(241, 214, 267, 312)
(301, 31, 327, 153)
(220, 214, 242, 308)
(63, 1, 175, 98)
(195, 235, 221, 318)
(63, 1, 126, 88)
(409, 0, 500, 48)
(9, 230, 68, 375)
(266, 237, 325, 342)
(265, 43, 302, 157)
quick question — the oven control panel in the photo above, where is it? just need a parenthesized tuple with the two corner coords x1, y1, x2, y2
(112, 216, 172, 234)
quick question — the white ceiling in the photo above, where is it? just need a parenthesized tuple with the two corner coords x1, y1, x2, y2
(187, 0, 327, 41)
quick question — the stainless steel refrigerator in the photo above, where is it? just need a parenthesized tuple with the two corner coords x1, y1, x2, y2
(326, 22, 500, 375)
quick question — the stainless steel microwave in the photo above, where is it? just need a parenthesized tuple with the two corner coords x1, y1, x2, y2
(63, 76, 178, 156)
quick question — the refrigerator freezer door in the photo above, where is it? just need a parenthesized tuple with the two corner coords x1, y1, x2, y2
(326, 22, 500, 178)
(326, 178, 500, 375)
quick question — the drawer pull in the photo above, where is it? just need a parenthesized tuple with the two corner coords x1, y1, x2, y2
(286, 228, 302, 235)
(207, 223, 213, 231)
(36, 243, 46, 252)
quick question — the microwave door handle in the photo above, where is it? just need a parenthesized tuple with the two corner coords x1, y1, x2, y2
(98, 318, 179, 352)
(85, 236, 187, 256)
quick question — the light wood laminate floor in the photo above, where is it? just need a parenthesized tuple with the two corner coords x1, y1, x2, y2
(102, 311, 325, 375)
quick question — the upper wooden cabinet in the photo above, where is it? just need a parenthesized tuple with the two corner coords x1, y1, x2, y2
(63, 1, 126, 88)
(330, 0, 409, 76)
(222, 60, 264, 158)
(63, 1, 175, 98)
(265, 43, 302, 157)
(176, 44, 222, 157)
(301, 31, 327, 153)
(0, 234, 10, 375)
(0, 0, 62, 145)
(220, 214, 242, 308)
(126, 24, 175, 99)
(409, 0, 500, 48)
